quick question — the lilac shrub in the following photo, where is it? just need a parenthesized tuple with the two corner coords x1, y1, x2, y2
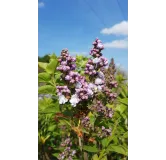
(55, 38, 118, 159)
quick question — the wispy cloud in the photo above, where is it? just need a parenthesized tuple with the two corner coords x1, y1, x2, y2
(104, 38, 128, 49)
(101, 21, 128, 36)
(38, 2, 45, 8)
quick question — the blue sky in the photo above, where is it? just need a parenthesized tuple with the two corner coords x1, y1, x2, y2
(38, 0, 128, 70)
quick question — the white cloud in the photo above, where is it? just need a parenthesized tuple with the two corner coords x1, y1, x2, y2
(101, 21, 128, 36)
(38, 2, 45, 8)
(104, 38, 128, 49)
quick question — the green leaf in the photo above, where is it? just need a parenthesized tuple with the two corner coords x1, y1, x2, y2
(88, 112, 96, 126)
(121, 85, 128, 98)
(123, 131, 128, 138)
(99, 149, 107, 159)
(111, 137, 119, 146)
(38, 97, 53, 108)
(52, 153, 59, 158)
(116, 104, 127, 114)
(82, 128, 89, 134)
(92, 154, 99, 160)
(46, 59, 58, 74)
(39, 105, 59, 114)
(38, 85, 55, 94)
(118, 98, 128, 106)
(106, 145, 127, 156)
(55, 72, 62, 82)
(49, 53, 57, 60)
(38, 62, 48, 70)
(101, 138, 109, 148)
(38, 72, 51, 82)
(59, 117, 71, 127)
(60, 119, 72, 127)
(105, 120, 119, 146)
(83, 145, 99, 153)
(106, 104, 114, 109)
(39, 98, 60, 114)
(100, 157, 107, 160)
(48, 124, 56, 132)
(76, 55, 83, 61)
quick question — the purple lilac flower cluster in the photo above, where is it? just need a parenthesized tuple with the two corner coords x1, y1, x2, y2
(68, 76, 94, 106)
(84, 59, 97, 76)
(84, 56, 108, 76)
(81, 116, 92, 129)
(65, 71, 82, 84)
(56, 86, 70, 96)
(75, 85, 92, 100)
(104, 87, 117, 102)
(56, 48, 95, 106)
(84, 38, 108, 76)
(110, 81, 118, 88)
(55, 38, 116, 107)
(57, 49, 76, 72)
(98, 126, 112, 138)
(91, 101, 114, 118)
(58, 138, 76, 160)
(103, 58, 118, 89)
(91, 38, 104, 57)
(96, 56, 109, 68)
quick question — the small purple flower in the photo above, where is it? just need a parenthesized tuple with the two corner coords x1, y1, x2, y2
(102, 126, 105, 130)
(95, 78, 104, 85)
(76, 82, 82, 89)
(65, 75, 71, 81)
(97, 71, 105, 80)
(71, 150, 76, 156)
(109, 112, 113, 118)
(93, 57, 100, 64)
(97, 43, 104, 50)
(61, 61, 67, 65)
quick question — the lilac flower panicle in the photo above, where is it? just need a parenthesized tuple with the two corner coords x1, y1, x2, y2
(103, 87, 117, 102)
(85, 38, 108, 78)
(58, 138, 76, 160)
(56, 39, 115, 107)
(84, 61, 97, 76)
(81, 116, 92, 129)
(110, 81, 118, 88)
(57, 49, 76, 73)
(90, 101, 114, 119)
(99, 126, 112, 138)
